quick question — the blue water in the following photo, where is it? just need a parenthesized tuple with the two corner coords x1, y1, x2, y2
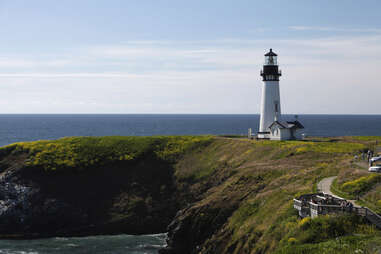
(0, 114, 381, 147)
(0, 234, 167, 254)
(0, 113, 381, 253)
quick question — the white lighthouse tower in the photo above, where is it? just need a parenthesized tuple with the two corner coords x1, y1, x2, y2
(258, 49, 282, 139)
(257, 49, 304, 140)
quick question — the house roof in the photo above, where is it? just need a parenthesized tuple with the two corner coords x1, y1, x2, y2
(286, 120, 305, 129)
(268, 120, 287, 129)
(268, 120, 304, 130)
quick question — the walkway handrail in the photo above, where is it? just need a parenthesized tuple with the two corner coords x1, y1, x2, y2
(364, 207, 381, 220)
(363, 207, 381, 228)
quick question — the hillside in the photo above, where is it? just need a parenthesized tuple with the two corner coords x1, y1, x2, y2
(0, 136, 380, 253)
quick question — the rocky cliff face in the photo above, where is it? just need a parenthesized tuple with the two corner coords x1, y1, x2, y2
(0, 154, 179, 238)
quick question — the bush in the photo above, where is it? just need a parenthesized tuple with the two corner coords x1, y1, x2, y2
(298, 217, 311, 229)
(287, 237, 297, 245)
(291, 215, 367, 244)
(341, 174, 381, 195)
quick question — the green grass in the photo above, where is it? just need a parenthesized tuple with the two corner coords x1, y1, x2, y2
(274, 215, 380, 254)
(196, 138, 378, 254)
(341, 174, 381, 195)
(358, 185, 381, 214)
(0, 136, 213, 171)
(2, 135, 380, 253)
(331, 178, 356, 200)
(253, 140, 366, 154)
(275, 235, 381, 254)
(218, 135, 247, 138)
(349, 136, 381, 142)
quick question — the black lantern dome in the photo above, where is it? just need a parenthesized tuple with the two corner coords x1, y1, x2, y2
(260, 48, 282, 81)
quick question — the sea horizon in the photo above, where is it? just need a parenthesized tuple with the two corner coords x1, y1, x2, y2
(0, 114, 380, 148)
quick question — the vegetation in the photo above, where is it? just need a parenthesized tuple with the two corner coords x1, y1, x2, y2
(0, 136, 212, 171)
(169, 137, 378, 253)
(333, 135, 381, 213)
(0, 135, 380, 253)
(361, 185, 381, 213)
(274, 215, 380, 254)
(341, 174, 381, 195)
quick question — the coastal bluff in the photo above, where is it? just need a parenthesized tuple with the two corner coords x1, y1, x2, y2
(0, 136, 380, 253)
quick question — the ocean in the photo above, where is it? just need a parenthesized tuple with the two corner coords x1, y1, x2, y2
(0, 234, 167, 254)
(0, 113, 381, 253)
(1, 114, 381, 147)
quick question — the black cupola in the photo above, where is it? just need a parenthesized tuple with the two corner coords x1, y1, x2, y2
(260, 48, 282, 81)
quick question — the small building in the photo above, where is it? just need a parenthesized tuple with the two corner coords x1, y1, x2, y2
(268, 120, 304, 140)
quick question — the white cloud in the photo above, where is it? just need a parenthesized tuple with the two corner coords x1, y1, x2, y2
(1, 34, 381, 113)
(288, 26, 381, 33)
(0, 73, 142, 78)
(0, 58, 72, 68)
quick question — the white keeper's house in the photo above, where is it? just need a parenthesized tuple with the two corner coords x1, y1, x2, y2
(257, 49, 304, 140)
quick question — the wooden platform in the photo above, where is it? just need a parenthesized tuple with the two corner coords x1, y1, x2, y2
(294, 193, 381, 229)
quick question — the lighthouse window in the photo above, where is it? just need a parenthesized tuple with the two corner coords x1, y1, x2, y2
(269, 56, 274, 65)
(265, 56, 277, 65)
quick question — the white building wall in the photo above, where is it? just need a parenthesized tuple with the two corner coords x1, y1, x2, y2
(269, 126, 280, 140)
(280, 129, 291, 140)
(293, 129, 303, 140)
(259, 81, 281, 137)
(269, 126, 296, 141)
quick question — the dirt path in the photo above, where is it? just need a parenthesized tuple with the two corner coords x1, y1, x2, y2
(317, 176, 358, 207)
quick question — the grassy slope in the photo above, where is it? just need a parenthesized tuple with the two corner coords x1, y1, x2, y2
(0, 136, 213, 171)
(171, 137, 381, 253)
(0, 136, 380, 253)
(333, 137, 381, 214)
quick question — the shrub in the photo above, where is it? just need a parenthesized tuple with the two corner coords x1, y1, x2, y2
(287, 237, 297, 245)
(341, 174, 381, 195)
(298, 217, 311, 229)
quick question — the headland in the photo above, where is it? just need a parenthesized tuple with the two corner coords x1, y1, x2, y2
(0, 136, 380, 253)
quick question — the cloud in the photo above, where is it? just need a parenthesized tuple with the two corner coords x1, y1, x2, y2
(288, 26, 381, 33)
(0, 73, 142, 78)
(1, 34, 381, 113)
(0, 58, 72, 68)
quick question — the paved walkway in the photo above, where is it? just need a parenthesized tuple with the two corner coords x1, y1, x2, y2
(317, 176, 358, 207)
(317, 176, 337, 196)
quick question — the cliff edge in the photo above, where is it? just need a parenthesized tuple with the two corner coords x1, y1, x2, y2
(0, 136, 380, 253)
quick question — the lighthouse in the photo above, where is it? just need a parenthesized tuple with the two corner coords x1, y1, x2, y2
(257, 49, 304, 140)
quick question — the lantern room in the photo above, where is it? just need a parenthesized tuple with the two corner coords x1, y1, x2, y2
(260, 48, 281, 81)
(264, 48, 277, 65)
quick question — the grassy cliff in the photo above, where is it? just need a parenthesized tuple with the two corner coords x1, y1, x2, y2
(333, 137, 381, 215)
(0, 136, 380, 253)
(0, 136, 212, 236)
(164, 137, 381, 254)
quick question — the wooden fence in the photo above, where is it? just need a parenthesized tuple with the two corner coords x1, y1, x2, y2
(294, 194, 381, 229)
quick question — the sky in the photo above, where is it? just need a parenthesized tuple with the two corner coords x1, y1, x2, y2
(0, 0, 381, 114)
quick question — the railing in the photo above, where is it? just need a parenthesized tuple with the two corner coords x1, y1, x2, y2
(294, 196, 381, 229)
(293, 199, 302, 210)
(363, 207, 381, 228)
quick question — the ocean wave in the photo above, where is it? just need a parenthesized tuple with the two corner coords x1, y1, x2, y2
(0, 250, 39, 254)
